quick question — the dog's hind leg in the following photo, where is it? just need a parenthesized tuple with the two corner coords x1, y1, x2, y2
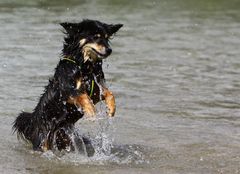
(55, 128, 74, 152)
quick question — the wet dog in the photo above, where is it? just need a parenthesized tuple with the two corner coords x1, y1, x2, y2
(13, 19, 123, 155)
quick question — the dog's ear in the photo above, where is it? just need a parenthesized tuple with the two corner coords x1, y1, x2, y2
(60, 22, 81, 35)
(106, 24, 123, 36)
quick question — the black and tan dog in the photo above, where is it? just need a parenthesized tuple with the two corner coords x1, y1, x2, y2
(13, 19, 123, 154)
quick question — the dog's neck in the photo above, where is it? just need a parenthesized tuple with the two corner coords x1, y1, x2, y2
(62, 51, 83, 65)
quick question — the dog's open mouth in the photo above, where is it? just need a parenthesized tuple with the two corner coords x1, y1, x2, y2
(87, 46, 108, 59)
(83, 45, 109, 62)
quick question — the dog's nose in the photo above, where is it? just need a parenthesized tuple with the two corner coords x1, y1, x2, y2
(106, 48, 112, 55)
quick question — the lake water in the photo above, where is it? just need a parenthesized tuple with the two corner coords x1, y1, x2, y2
(1, 0, 240, 173)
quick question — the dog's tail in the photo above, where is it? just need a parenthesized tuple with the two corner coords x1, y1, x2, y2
(13, 112, 33, 141)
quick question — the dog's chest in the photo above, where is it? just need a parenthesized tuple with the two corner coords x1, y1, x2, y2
(83, 74, 95, 89)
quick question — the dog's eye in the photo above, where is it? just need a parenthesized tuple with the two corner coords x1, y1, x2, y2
(93, 34, 101, 40)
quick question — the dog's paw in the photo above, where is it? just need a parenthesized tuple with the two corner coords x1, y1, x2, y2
(107, 105, 116, 117)
(81, 98, 96, 117)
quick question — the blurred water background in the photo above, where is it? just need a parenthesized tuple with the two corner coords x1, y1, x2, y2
(1, 0, 240, 173)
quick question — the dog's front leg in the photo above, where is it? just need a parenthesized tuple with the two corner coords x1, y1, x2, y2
(102, 88, 116, 117)
(68, 93, 96, 118)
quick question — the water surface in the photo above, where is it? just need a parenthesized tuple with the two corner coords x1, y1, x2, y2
(1, 0, 240, 173)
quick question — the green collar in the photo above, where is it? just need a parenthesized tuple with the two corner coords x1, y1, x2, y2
(89, 79, 95, 98)
(62, 57, 76, 64)
(62, 57, 84, 69)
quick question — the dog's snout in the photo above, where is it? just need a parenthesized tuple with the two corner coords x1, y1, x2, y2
(106, 48, 112, 55)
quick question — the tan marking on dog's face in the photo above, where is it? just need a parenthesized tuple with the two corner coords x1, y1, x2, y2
(79, 38, 87, 47)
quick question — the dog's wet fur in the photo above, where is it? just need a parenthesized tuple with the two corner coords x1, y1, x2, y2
(13, 19, 122, 155)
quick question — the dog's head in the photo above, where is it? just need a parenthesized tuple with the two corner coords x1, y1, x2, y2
(61, 19, 123, 62)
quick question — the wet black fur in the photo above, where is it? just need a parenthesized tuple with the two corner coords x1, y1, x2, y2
(13, 19, 122, 154)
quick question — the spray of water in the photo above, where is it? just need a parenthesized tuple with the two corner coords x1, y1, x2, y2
(39, 107, 147, 166)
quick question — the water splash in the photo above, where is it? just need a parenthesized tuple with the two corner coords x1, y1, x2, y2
(90, 119, 115, 161)
(39, 112, 147, 166)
